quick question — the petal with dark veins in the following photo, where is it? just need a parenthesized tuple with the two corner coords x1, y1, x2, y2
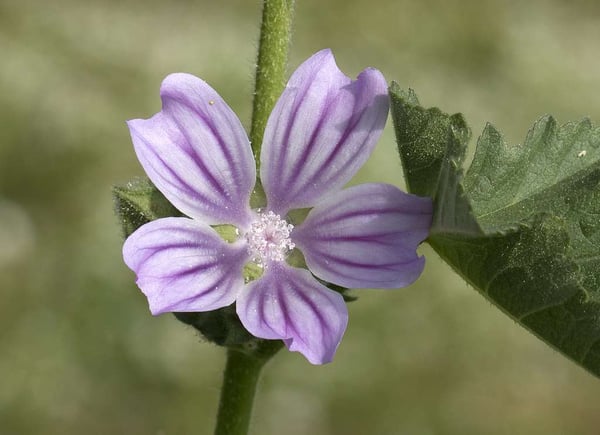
(236, 263, 348, 364)
(123, 217, 248, 314)
(293, 183, 432, 289)
(127, 73, 255, 227)
(260, 49, 389, 215)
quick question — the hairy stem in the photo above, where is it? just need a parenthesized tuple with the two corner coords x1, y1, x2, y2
(212, 3, 294, 433)
(213, 350, 265, 435)
(214, 341, 283, 435)
(250, 0, 295, 171)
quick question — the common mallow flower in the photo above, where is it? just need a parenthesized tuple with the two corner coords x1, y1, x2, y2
(123, 50, 432, 364)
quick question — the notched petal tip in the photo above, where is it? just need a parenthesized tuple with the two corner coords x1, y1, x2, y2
(125, 117, 150, 136)
(159, 72, 215, 102)
(160, 72, 196, 87)
(391, 254, 427, 288)
(126, 72, 255, 227)
(260, 50, 391, 215)
(286, 48, 342, 86)
(145, 296, 169, 316)
(294, 183, 432, 289)
(355, 67, 388, 92)
(236, 264, 348, 365)
(123, 218, 248, 315)
(314, 47, 334, 58)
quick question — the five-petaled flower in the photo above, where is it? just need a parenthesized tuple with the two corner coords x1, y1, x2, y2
(123, 49, 432, 364)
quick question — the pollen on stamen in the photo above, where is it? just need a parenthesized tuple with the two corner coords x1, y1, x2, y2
(245, 210, 295, 267)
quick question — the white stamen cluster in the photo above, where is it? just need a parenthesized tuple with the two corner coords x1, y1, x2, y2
(245, 210, 295, 267)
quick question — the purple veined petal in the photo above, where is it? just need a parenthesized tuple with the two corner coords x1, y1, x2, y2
(260, 49, 389, 215)
(293, 183, 433, 289)
(236, 263, 348, 365)
(127, 73, 255, 228)
(123, 217, 249, 315)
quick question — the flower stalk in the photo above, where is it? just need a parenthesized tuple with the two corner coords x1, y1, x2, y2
(214, 350, 263, 435)
(215, 2, 294, 434)
(214, 343, 282, 435)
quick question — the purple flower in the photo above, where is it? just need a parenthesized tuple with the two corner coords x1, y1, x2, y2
(123, 49, 432, 364)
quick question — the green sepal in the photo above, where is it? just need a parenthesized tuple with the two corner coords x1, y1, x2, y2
(174, 306, 252, 346)
(113, 178, 181, 238)
(390, 82, 600, 377)
(323, 282, 357, 303)
(173, 305, 283, 358)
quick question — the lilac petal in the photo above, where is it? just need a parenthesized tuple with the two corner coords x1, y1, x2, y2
(123, 217, 248, 315)
(127, 73, 255, 227)
(236, 263, 348, 364)
(293, 183, 433, 289)
(260, 49, 389, 215)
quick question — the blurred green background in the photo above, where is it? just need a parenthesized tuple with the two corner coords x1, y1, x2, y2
(2, 0, 600, 433)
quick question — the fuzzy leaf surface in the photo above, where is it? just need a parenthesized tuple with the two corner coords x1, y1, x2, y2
(390, 82, 600, 377)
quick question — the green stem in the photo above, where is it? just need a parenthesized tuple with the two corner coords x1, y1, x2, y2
(213, 350, 264, 435)
(212, 4, 295, 434)
(214, 342, 283, 435)
(249, 0, 295, 172)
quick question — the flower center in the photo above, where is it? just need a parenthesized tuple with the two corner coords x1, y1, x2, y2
(245, 210, 295, 267)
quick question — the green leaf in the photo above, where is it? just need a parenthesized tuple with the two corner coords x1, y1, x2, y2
(390, 82, 600, 377)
